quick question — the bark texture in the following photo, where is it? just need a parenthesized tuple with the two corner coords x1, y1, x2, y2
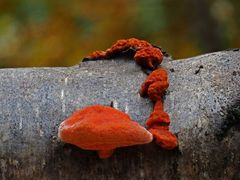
(0, 49, 240, 179)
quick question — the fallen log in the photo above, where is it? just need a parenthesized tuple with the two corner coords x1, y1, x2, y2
(0, 49, 239, 179)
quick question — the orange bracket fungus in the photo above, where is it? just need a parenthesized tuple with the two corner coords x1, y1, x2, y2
(84, 38, 163, 70)
(140, 68, 177, 149)
(58, 105, 153, 159)
(140, 68, 169, 100)
(58, 38, 177, 159)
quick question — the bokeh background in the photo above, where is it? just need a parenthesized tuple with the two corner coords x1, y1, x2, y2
(0, 0, 239, 68)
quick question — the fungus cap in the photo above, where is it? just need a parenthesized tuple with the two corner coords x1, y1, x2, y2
(140, 68, 169, 99)
(148, 126, 177, 150)
(58, 105, 153, 151)
(146, 111, 170, 127)
(134, 47, 163, 69)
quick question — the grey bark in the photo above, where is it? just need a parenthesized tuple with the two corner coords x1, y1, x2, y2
(0, 49, 240, 180)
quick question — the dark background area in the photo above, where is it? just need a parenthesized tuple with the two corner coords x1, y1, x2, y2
(0, 0, 239, 68)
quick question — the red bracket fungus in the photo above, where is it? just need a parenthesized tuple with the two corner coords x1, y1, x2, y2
(58, 38, 178, 159)
(134, 47, 163, 70)
(85, 38, 162, 70)
(146, 100, 177, 150)
(140, 68, 169, 100)
(58, 105, 153, 159)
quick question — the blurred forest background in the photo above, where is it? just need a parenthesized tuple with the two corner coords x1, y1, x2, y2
(0, 0, 239, 68)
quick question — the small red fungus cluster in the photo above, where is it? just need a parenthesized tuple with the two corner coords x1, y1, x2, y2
(140, 68, 177, 149)
(86, 38, 163, 70)
(58, 38, 177, 159)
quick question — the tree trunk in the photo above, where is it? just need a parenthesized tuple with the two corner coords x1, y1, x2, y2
(0, 49, 240, 179)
